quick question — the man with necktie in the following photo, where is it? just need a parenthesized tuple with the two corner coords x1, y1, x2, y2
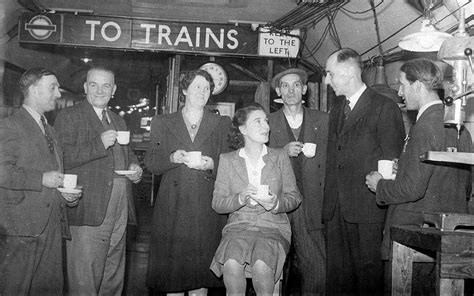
(0, 67, 81, 295)
(54, 64, 142, 295)
(323, 48, 405, 295)
(366, 58, 471, 294)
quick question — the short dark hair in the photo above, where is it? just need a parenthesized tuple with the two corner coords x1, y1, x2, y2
(400, 58, 443, 91)
(228, 102, 266, 149)
(332, 48, 363, 72)
(179, 69, 215, 103)
(19, 67, 56, 97)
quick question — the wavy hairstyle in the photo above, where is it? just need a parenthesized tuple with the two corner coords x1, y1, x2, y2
(178, 69, 215, 104)
(400, 58, 443, 91)
(227, 102, 266, 149)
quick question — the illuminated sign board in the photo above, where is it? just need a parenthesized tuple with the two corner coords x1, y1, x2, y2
(19, 13, 299, 58)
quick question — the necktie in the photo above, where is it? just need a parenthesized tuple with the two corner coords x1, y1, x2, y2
(101, 109, 109, 126)
(41, 116, 55, 154)
(344, 99, 351, 119)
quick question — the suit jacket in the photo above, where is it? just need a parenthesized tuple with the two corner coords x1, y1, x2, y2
(0, 107, 66, 237)
(54, 101, 138, 226)
(323, 87, 405, 223)
(212, 147, 302, 242)
(376, 103, 472, 259)
(268, 107, 328, 230)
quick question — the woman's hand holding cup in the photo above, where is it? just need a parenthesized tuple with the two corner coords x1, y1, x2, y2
(170, 150, 187, 164)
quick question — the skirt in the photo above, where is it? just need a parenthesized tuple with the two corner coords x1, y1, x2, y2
(210, 227, 290, 283)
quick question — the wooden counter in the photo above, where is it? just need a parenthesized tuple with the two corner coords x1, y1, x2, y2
(390, 225, 474, 296)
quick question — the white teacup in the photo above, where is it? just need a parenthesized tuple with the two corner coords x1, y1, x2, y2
(116, 131, 130, 145)
(378, 160, 395, 180)
(63, 174, 78, 189)
(187, 151, 202, 166)
(256, 184, 270, 201)
(302, 143, 317, 158)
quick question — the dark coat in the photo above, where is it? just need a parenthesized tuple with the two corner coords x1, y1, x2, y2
(376, 103, 472, 259)
(268, 107, 328, 230)
(144, 109, 231, 292)
(323, 87, 405, 223)
(54, 101, 138, 226)
(0, 107, 66, 237)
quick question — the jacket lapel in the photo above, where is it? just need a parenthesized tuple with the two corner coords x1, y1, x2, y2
(192, 111, 219, 149)
(341, 88, 371, 135)
(164, 111, 193, 148)
(230, 150, 249, 184)
(261, 149, 278, 183)
(270, 109, 291, 145)
(82, 101, 107, 134)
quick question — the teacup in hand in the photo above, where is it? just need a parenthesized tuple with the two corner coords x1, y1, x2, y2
(302, 143, 317, 158)
(63, 174, 78, 189)
(116, 131, 130, 145)
(378, 160, 395, 180)
(187, 151, 202, 167)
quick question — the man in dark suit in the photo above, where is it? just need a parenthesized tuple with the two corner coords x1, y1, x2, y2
(323, 48, 405, 295)
(268, 68, 329, 295)
(0, 67, 81, 295)
(54, 65, 142, 295)
(366, 59, 471, 290)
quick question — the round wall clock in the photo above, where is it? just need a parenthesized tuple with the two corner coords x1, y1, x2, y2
(199, 62, 228, 95)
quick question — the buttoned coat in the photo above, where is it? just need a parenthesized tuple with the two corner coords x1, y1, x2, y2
(144, 109, 231, 291)
(0, 107, 66, 237)
(54, 100, 138, 226)
(376, 104, 472, 259)
(212, 147, 302, 242)
(323, 87, 405, 223)
(268, 107, 328, 230)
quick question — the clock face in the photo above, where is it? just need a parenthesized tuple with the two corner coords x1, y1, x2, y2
(199, 62, 228, 95)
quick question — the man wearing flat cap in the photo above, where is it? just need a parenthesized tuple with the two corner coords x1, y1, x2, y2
(268, 68, 328, 295)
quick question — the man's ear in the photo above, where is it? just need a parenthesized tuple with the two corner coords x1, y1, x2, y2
(83, 82, 88, 95)
(275, 87, 281, 96)
(302, 85, 308, 95)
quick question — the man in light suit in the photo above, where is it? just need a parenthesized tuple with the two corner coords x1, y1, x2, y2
(54, 64, 142, 295)
(323, 48, 405, 295)
(0, 67, 80, 295)
(268, 68, 329, 295)
(366, 59, 471, 292)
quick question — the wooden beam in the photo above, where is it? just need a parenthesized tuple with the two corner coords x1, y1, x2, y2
(230, 63, 265, 82)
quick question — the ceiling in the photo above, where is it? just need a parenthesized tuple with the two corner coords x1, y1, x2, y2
(0, 0, 472, 110)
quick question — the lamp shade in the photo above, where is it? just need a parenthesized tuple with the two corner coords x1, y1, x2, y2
(399, 19, 452, 52)
(437, 11, 473, 61)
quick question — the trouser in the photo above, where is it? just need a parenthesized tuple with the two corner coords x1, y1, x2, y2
(0, 203, 63, 296)
(66, 179, 128, 296)
(324, 201, 384, 295)
(283, 209, 326, 295)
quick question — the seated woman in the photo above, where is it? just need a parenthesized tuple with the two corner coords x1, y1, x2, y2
(210, 103, 302, 295)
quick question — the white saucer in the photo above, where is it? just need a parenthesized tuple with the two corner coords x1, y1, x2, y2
(115, 170, 136, 175)
(58, 187, 82, 194)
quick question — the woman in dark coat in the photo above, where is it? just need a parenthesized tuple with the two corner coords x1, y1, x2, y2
(145, 70, 231, 295)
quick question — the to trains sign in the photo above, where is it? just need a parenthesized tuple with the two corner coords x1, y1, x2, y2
(18, 12, 300, 58)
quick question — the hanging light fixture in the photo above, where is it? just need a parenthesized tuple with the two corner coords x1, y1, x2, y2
(398, 0, 452, 52)
(369, 0, 402, 104)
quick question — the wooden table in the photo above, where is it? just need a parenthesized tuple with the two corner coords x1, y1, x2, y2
(390, 225, 474, 296)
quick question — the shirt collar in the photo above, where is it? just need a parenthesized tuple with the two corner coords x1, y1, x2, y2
(416, 100, 443, 121)
(239, 145, 268, 160)
(22, 104, 43, 124)
(92, 105, 110, 122)
(346, 83, 367, 110)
